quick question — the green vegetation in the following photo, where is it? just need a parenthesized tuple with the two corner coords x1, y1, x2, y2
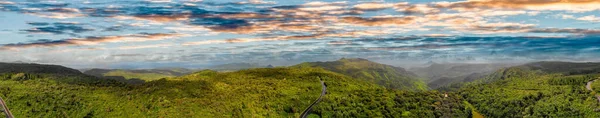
(410, 63, 511, 89)
(463, 101, 484, 118)
(103, 70, 174, 81)
(294, 58, 427, 91)
(592, 79, 600, 94)
(0, 66, 467, 117)
(209, 63, 265, 72)
(83, 69, 195, 81)
(2, 61, 600, 117)
(0, 63, 82, 75)
(519, 61, 600, 75)
(458, 67, 600, 117)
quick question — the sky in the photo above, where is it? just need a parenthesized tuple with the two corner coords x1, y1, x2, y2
(0, 0, 599, 69)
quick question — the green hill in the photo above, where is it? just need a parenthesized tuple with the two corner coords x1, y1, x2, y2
(83, 68, 195, 81)
(0, 63, 126, 85)
(6, 61, 600, 117)
(455, 64, 600, 117)
(0, 62, 82, 75)
(0, 63, 467, 117)
(518, 61, 600, 75)
(293, 58, 427, 91)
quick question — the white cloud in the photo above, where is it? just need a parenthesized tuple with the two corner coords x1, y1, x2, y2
(559, 14, 576, 19)
(577, 15, 600, 22)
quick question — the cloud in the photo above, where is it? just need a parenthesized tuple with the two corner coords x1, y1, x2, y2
(302, 1, 347, 6)
(576, 15, 600, 22)
(113, 15, 189, 23)
(118, 44, 174, 50)
(26, 12, 84, 19)
(366, 43, 482, 51)
(436, 0, 600, 12)
(237, 0, 276, 4)
(0, 1, 14, 5)
(467, 22, 536, 34)
(182, 33, 325, 46)
(23, 22, 94, 36)
(423, 34, 455, 37)
(529, 28, 600, 34)
(298, 6, 344, 11)
(353, 2, 395, 11)
(339, 16, 417, 26)
(398, 4, 441, 14)
(1, 33, 188, 49)
(145, 0, 172, 3)
(111, 54, 147, 57)
(182, 30, 398, 46)
(559, 14, 576, 19)
(27, 22, 51, 26)
(45, 8, 80, 13)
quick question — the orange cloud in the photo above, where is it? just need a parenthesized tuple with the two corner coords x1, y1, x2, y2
(339, 16, 416, 26)
(353, 2, 395, 11)
(436, 0, 600, 12)
(183, 33, 328, 46)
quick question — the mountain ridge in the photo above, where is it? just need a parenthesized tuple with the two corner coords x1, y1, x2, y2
(293, 58, 427, 91)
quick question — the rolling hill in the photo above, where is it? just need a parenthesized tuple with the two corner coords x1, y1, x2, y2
(517, 61, 600, 75)
(0, 62, 82, 75)
(293, 58, 427, 91)
(208, 63, 266, 72)
(83, 68, 196, 81)
(456, 65, 600, 117)
(3, 61, 600, 117)
(0, 63, 467, 117)
(410, 63, 513, 89)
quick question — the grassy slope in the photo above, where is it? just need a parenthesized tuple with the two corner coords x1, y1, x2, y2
(463, 101, 484, 118)
(458, 67, 600, 117)
(293, 58, 427, 91)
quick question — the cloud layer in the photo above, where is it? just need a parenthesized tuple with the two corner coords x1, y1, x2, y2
(0, 0, 599, 68)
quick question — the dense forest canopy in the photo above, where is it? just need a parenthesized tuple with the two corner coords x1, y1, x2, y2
(0, 60, 599, 117)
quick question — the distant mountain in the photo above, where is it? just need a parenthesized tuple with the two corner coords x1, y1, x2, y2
(83, 68, 196, 81)
(209, 63, 265, 71)
(423, 60, 438, 66)
(293, 58, 427, 91)
(438, 61, 600, 91)
(0, 62, 133, 85)
(0, 62, 83, 75)
(410, 63, 513, 89)
(518, 61, 600, 75)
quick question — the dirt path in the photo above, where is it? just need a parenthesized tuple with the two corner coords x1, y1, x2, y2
(300, 80, 326, 118)
(586, 79, 600, 103)
(0, 97, 13, 118)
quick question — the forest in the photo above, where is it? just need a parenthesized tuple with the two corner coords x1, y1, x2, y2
(0, 60, 599, 117)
